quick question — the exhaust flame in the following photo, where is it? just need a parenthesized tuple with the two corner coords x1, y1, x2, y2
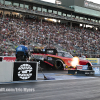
(71, 57, 79, 67)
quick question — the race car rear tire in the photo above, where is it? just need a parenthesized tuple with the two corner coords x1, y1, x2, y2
(55, 59, 63, 70)
(87, 63, 93, 70)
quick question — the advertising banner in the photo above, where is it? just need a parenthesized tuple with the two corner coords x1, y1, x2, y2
(13, 62, 37, 81)
(84, 0, 100, 11)
(3, 57, 16, 62)
(86, 58, 98, 65)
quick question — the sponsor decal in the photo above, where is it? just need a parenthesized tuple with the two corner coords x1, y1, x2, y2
(77, 65, 88, 70)
(48, 57, 52, 60)
(13, 62, 37, 81)
(82, 65, 88, 70)
(18, 64, 33, 80)
(65, 65, 68, 68)
(46, 50, 54, 54)
(77, 65, 83, 70)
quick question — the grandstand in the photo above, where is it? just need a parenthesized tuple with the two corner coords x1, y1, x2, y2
(0, 0, 100, 58)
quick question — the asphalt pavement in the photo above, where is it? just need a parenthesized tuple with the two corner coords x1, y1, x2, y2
(0, 77, 100, 100)
(0, 69, 100, 100)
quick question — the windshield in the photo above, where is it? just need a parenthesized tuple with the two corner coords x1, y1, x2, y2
(58, 52, 73, 58)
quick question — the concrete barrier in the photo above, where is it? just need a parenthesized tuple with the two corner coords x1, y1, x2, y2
(0, 62, 13, 82)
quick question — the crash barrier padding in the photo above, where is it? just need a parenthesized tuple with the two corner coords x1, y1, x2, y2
(0, 62, 14, 82)
(0, 61, 38, 82)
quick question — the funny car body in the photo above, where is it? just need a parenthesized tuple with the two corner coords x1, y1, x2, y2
(30, 49, 94, 75)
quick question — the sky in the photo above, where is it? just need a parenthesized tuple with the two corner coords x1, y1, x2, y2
(87, 0, 100, 4)
(41, 0, 55, 3)
(41, 0, 100, 4)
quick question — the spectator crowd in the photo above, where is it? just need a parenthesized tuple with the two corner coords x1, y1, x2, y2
(0, 13, 100, 58)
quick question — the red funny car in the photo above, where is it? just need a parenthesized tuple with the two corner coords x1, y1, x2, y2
(30, 49, 93, 71)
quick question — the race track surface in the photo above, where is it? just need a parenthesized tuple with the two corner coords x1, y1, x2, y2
(0, 70, 100, 100)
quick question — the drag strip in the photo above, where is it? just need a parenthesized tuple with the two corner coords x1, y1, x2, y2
(0, 68, 100, 100)
(0, 70, 97, 84)
(0, 78, 100, 100)
(38, 72, 96, 81)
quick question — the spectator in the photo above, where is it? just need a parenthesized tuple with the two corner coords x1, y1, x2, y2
(0, 13, 99, 58)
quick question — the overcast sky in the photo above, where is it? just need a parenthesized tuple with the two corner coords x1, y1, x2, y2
(41, 0, 100, 4)
(41, 0, 55, 3)
(87, 0, 100, 4)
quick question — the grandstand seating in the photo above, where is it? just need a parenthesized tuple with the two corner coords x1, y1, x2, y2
(0, 7, 100, 58)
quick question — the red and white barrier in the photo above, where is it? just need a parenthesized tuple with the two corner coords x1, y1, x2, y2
(3, 57, 16, 62)
(0, 56, 16, 62)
